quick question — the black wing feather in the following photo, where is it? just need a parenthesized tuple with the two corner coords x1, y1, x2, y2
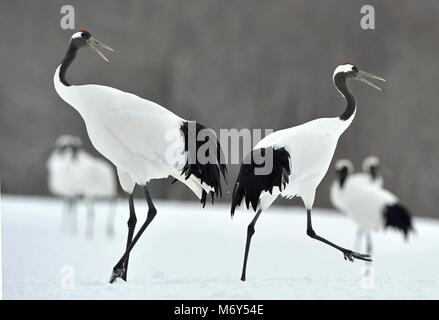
(231, 147, 291, 216)
(180, 121, 227, 207)
(383, 203, 413, 239)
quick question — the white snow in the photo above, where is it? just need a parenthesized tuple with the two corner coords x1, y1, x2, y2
(1, 195, 438, 299)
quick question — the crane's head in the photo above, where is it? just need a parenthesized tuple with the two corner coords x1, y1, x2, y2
(334, 159, 354, 179)
(55, 135, 82, 156)
(362, 155, 380, 178)
(333, 63, 385, 91)
(69, 30, 113, 62)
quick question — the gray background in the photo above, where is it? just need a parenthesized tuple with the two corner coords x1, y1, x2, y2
(0, 0, 438, 216)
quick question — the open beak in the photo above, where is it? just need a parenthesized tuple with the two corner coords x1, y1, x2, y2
(355, 70, 386, 91)
(87, 37, 114, 62)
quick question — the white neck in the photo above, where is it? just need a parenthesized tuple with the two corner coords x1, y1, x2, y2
(54, 65, 88, 115)
(338, 108, 356, 134)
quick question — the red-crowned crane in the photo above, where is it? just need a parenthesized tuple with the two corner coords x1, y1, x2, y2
(47, 135, 83, 233)
(47, 135, 118, 238)
(231, 63, 385, 281)
(54, 30, 227, 283)
(330, 159, 413, 256)
(47, 135, 117, 238)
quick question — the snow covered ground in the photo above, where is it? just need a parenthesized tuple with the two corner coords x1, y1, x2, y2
(1, 195, 438, 299)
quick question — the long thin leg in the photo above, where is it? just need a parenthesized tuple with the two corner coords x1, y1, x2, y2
(363, 231, 373, 275)
(354, 227, 363, 252)
(241, 209, 262, 281)
(121, 194, 137, 280)
(109, 186, 157, 283)
(70, 198, 78, 234)
(106, 197, 117, 238)
(306, 209, 371, 262)
(61, 198, 70, 231)
(86, 200, 95, 239)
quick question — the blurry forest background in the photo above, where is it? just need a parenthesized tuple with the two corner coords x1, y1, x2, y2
(1, 0, 438, 216)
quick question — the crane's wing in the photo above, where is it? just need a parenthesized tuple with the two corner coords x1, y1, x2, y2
(231, 147, 291, 215)
(85, 85, 187, 168)
(78, 85, 227, 206)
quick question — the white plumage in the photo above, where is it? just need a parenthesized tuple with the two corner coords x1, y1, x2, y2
(254, 116, 353, 211)
(74, 151, 117, 198)
(47, 135, 83, 199)
(47, 136, 117, 198)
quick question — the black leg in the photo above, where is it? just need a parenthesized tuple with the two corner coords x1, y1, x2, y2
(306, 209, 371, 262)
(241, 209, 262, 281)
(121, 194, 137, 280)
(109, 186, 157, 283)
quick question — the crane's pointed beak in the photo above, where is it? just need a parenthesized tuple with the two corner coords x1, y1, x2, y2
(355, 70, 386, 91)
(87, 37, 114, 62)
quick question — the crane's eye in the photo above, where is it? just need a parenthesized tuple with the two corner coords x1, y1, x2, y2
(81, 32, 91, 39)
(352, 66, 359, 73)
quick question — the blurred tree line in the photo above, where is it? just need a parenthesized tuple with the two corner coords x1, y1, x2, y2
(1, 0, 438, 216)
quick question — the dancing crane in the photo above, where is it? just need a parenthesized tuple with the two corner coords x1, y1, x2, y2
(54, 30, 226, 283)
(231, 63, 385, 281)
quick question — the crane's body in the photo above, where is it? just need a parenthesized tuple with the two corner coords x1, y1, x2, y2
(48, 136, 117, 198)
(252, 116, 354, 211)
(75, 150, 117, 198)
(54, 30, 226, 283)
(47, 147, 81, 199)
(54, 69, 209, 196)
(331, 174, 396, 230)
(231, 63, 385, 281)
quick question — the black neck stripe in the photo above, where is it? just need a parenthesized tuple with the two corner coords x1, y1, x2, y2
(59, 45, 78, 87)
(334, 73, 356, 121)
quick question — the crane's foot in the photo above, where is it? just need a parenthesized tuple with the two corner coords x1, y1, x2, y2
(343, 250, 372, 262)
(109, 264, 127, 284)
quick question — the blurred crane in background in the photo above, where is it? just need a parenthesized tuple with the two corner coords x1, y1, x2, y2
(47, 135, 118, 238)
(330, 158, 413, 257)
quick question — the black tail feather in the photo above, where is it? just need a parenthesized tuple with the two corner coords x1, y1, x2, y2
(231, 147, 291, 216)
(180, 121, 227, 207)
(383, 203, 413, 240)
